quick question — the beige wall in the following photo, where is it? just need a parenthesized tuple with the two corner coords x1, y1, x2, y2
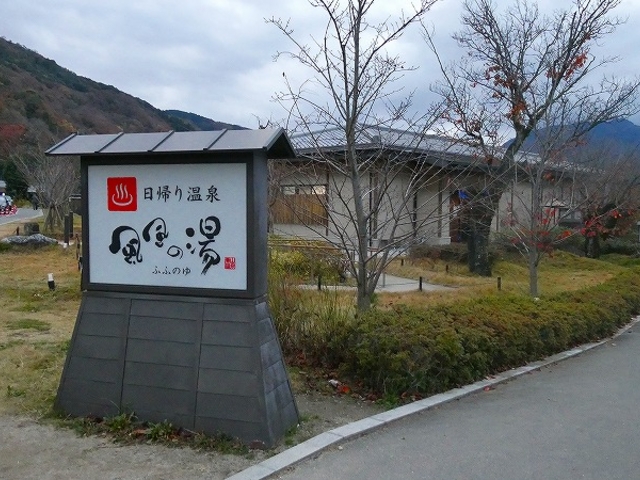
(270, 162, 452, 247)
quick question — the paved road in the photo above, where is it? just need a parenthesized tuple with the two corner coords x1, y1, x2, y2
(0, 208, 43, 226)
(274, 327, 640, 480)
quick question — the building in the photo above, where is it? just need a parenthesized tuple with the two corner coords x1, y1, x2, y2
(269, 125, 577, 250)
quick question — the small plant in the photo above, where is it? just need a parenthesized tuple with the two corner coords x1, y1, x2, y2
(192, 431, 249, 454)
(283, 424, 299, 446)
(145, 420, 174, 441)
(375, 393, 402, 409)
(104, 411, 136, 433)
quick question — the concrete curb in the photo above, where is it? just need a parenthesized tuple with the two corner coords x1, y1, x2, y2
(226, 316, 640, 480)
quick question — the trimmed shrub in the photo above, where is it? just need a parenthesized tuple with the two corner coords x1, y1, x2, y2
(600, 238, 640, 256)
(328, 269, 640, 397)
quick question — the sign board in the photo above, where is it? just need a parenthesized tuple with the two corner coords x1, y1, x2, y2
(87, 162, 247, 291)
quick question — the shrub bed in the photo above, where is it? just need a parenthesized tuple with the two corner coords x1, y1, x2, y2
(324, 269, 640, 398)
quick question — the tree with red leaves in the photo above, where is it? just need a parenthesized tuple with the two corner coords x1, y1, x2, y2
(426, 0, 640, 276)
(580, 204, 635, 257)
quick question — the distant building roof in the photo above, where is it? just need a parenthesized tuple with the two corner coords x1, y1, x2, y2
(291, 125, 478, 156)
(289, 125, 539, 170)
(45, 128, 296, 159)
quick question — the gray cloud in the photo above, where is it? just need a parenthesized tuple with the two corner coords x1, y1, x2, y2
(2, 0, 639, 128)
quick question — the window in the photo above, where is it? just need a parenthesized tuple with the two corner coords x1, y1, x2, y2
(272, 184, 328, 226)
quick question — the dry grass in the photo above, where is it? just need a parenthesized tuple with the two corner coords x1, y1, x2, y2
(0, 244, 80, 416)
(379, 250, 623, 308)
(0, 221, 20, 239)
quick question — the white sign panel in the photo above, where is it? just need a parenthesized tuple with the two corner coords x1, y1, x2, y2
(87, 162, 247, 290)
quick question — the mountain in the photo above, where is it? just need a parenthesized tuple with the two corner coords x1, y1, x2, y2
(508, 119, 640, 156)
(164, 110, 245, 131)
(0, 37, 244, 152)
(575, 119, 640, 152)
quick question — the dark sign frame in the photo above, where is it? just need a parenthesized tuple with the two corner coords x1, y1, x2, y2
(80, 151, 268, 300)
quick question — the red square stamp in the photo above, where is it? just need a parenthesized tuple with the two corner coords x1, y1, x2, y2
(224, 257, 236, 270)
(107, 177, 137, 211)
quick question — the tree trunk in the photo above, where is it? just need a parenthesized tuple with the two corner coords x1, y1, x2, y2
(584, 235, 600, 258)
(467, 207, 494, 277)
(357, 288, 373, 312)
(355, 250, 371, 312)
(528, 249, 539, 298)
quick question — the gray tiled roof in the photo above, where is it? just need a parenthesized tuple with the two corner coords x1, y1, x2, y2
(290, 125, 538, 168)
(45, 128, 296, 159)
(291, 126, 485, 163)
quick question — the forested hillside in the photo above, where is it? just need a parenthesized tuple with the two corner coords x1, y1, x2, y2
(0, 37, 245, 198)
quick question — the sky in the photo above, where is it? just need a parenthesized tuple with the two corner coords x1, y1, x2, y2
(2, 0, 640, 129)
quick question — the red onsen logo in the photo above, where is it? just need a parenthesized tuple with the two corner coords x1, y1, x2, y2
(107, 177, 137, 211)
(224, 257, 236, 270)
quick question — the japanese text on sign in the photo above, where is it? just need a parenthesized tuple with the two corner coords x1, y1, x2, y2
(88, 162, 247, 290)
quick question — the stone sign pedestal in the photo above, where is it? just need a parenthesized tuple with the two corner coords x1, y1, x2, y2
(57, 292, 297, 446)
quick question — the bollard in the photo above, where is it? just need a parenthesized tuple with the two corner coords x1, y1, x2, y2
(445, 264, 449, 274)
(401, 258, 404, 267)
(497, 277, 502, 291)
(77, 257, 83, 289)
(64, 214, 71, 245)
(419, 276, 423, 292)
(317, 275, 322, 291)
(48, 273, 56, 291)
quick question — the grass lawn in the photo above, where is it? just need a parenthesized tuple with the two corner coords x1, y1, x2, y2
(0, 244, 80, 416)
(380, 251, 625, 308)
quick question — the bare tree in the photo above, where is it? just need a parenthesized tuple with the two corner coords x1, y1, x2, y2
(268, 0, 454, 311)
(12, 149, 79, 232)
(427, 0, 640, 276)
(499, 115, 591, 297)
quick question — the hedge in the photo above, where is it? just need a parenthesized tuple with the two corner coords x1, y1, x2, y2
(329, 269, 640, 397)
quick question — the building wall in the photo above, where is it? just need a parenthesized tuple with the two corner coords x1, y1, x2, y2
(496, 175, 580, 234)
(270, 160, 581, 248)
(270, 162, 452, 247)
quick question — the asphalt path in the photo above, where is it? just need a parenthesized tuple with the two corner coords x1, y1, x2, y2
(0, 207, 43, 226)
(301, 273, 452, 293)
(276, 327, 640, 480)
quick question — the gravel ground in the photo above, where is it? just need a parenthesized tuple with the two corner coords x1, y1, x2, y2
(0, 393, 383, 480)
